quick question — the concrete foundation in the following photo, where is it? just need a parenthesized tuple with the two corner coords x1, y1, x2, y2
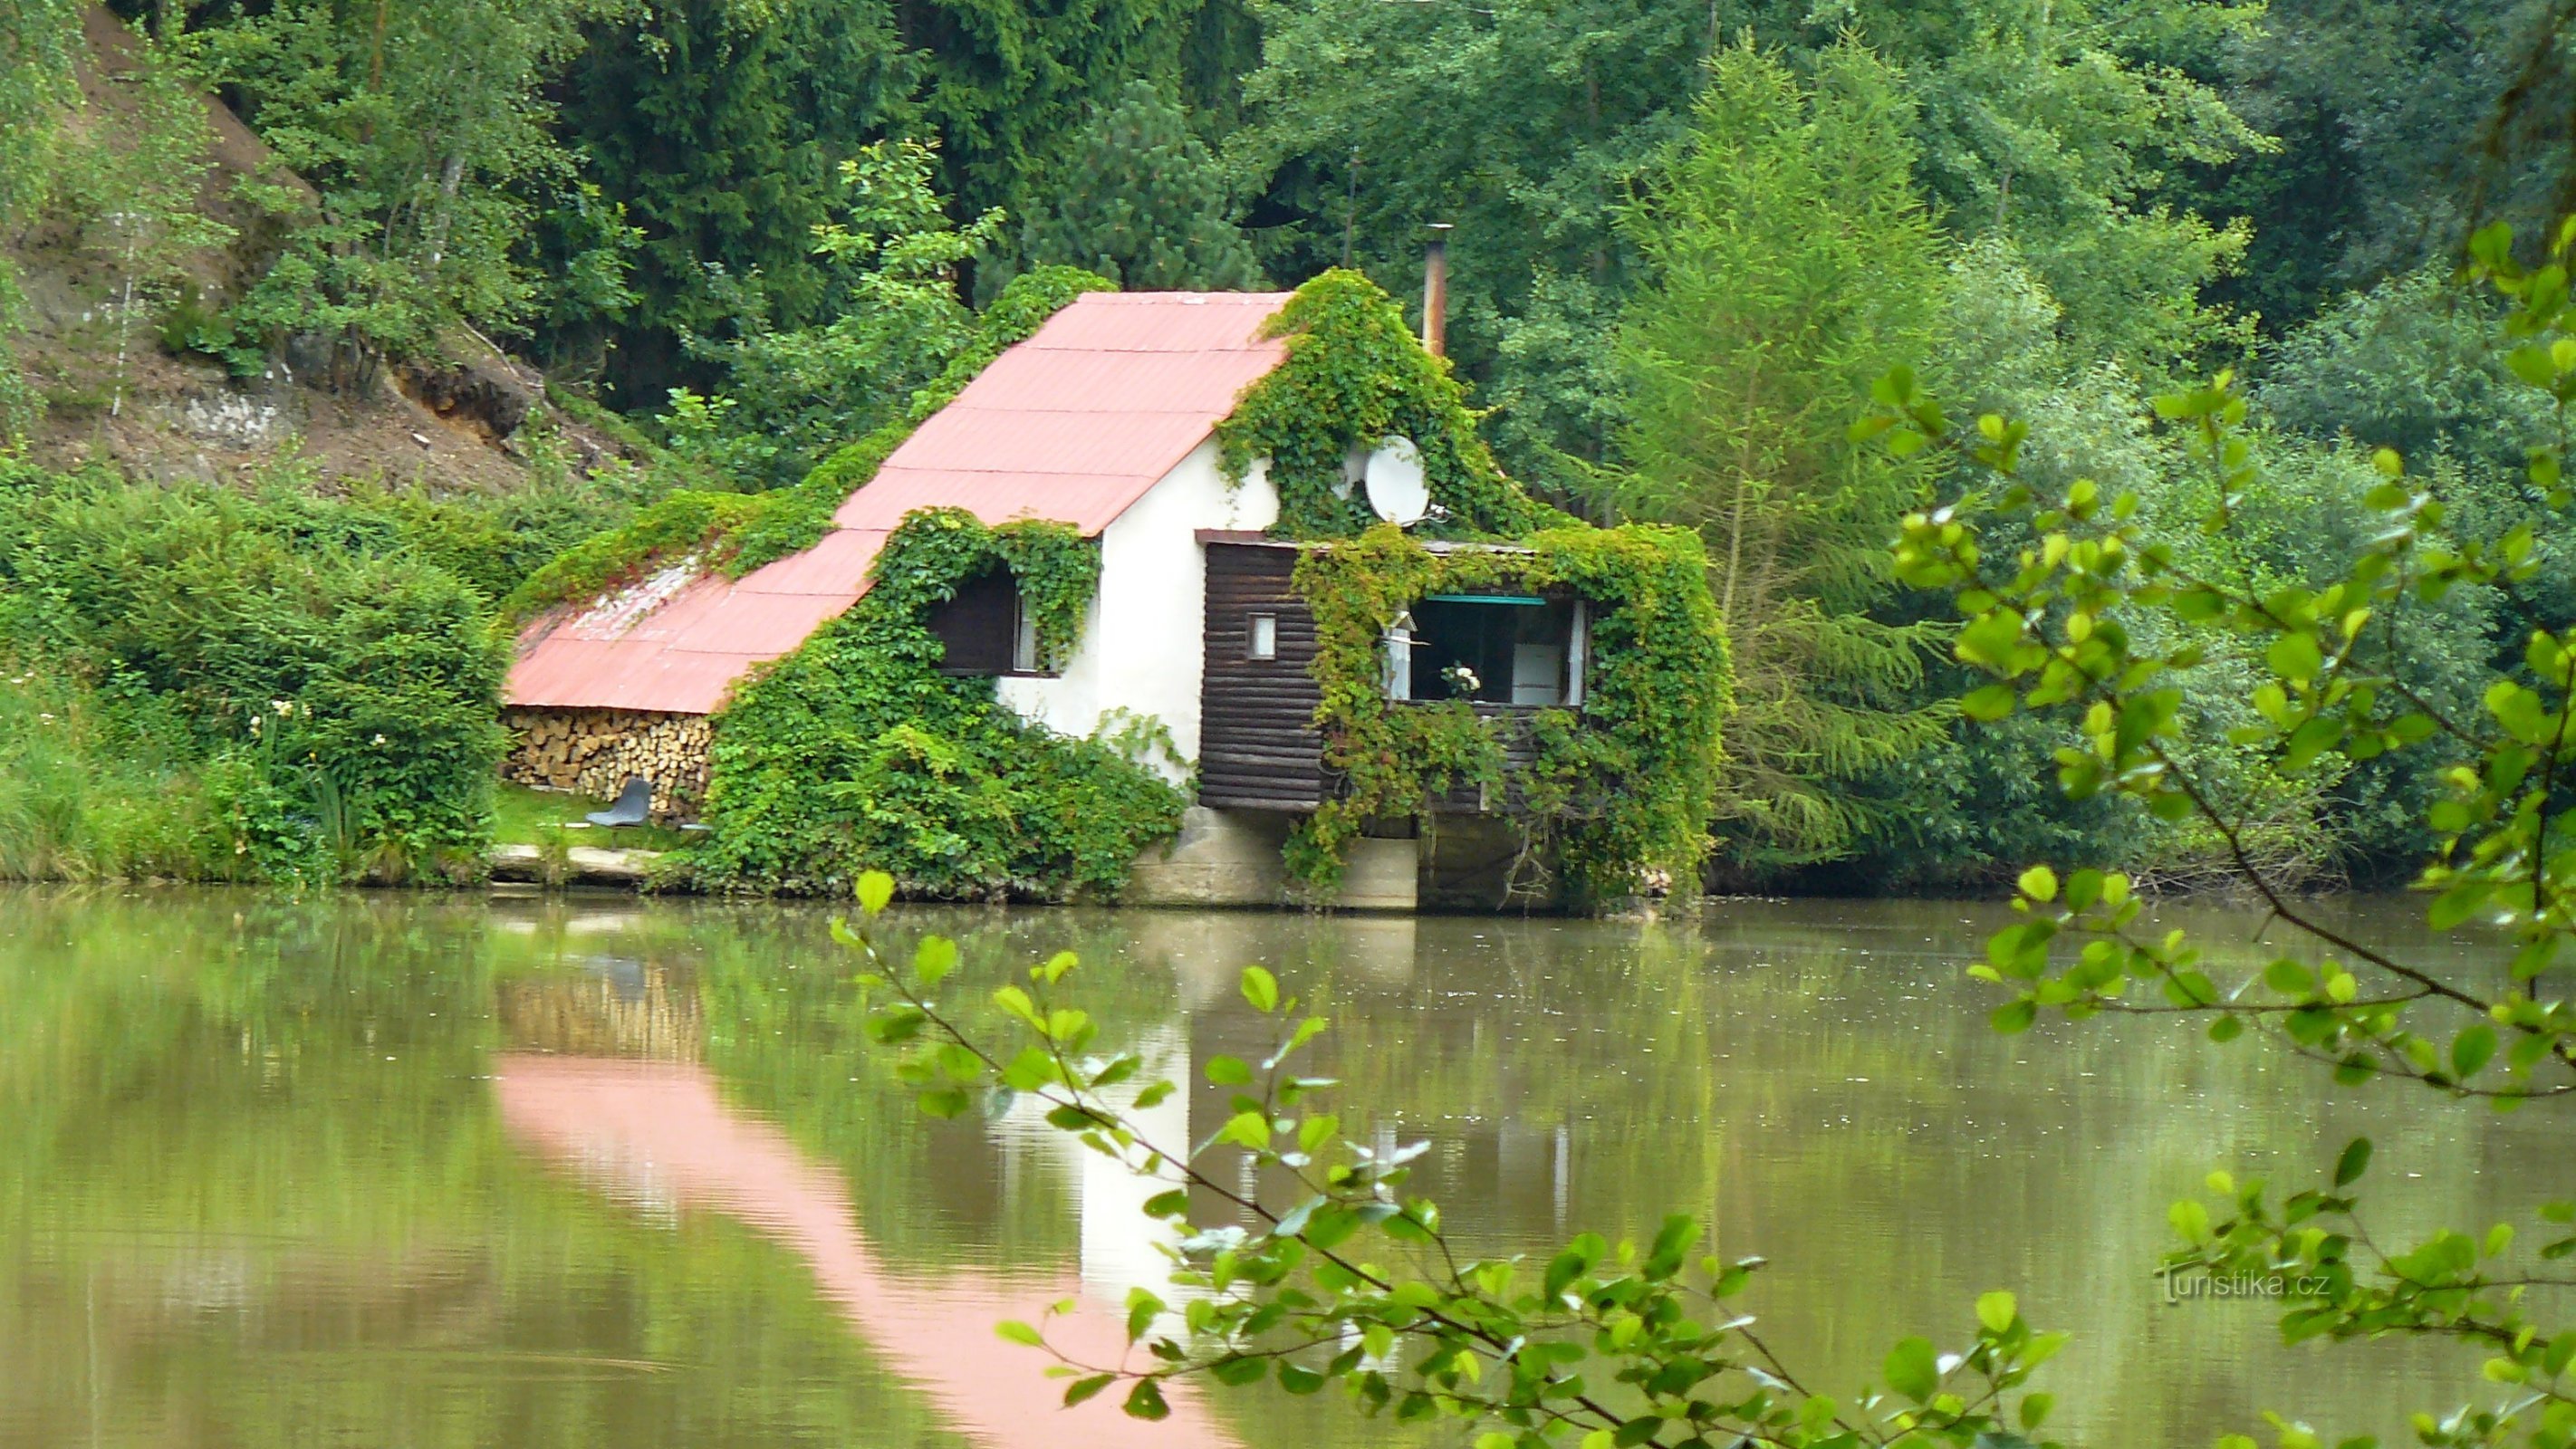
(1123, 807, 1420, 911)
(1124, 807, 1293, 907)
(1420, 814, 1559, 912)
(1336, 837, 1420, 912)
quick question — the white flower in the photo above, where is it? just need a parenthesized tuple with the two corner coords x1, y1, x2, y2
(248, 716, 262, 735)
(371, 734, 388, 746)
(272, 698, 294, 716)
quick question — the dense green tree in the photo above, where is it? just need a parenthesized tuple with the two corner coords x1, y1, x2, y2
(996, 80, 1260, 293)
(900, 0, 1214, 221)
(2198, 0, 2564, 330)
(2262, 264, 2559, 471)
(1609, 43, 1951, 869)
(1226, 0, 1711, 481)
(1831, 0, 2268, 373)
(1228, 0, 2269, 480)
(543, 0, 918, 405)
(176, 0, 620, 383)
(658, 139, 1004, 490)
(0, 0, 81, 439)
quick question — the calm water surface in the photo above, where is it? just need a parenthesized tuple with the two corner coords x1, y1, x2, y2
(0, 887, 2564, 1447)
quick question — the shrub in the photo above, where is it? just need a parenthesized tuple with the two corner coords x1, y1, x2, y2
(682, 510, 1187, 899)
(0, 471, 514, 881)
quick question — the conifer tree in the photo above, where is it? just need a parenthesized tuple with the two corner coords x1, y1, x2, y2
(1005, 81, 1260, 293)
(1610, 42, 1952, 872)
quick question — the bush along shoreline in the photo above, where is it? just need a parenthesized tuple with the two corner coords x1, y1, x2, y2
(0, 459, 635, 887)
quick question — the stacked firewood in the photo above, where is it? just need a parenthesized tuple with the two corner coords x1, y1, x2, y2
(501, 707, 711, 820)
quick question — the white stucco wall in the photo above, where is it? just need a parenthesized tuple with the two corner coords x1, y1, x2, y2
(995, 442, 1276, 780)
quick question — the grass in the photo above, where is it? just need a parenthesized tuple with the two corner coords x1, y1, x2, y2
(0, 665, 230, 881)
(493, 782, 692, 853)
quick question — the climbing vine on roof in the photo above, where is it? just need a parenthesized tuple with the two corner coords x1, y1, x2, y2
(1289, 523, 1731, 908)
(678, 507, 1187, 899)
(1216, 270, 1571, 540)
(504, 265, 1114, 621)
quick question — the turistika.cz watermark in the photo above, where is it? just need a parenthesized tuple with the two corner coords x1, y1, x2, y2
(2156, 1264, 2331, 1306)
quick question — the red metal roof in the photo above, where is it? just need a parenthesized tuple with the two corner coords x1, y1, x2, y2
(833, 292, 1292, 533)
(505, 291, 1293, 715)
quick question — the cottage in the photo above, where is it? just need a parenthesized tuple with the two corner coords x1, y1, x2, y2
(504, 283, 1726, 910)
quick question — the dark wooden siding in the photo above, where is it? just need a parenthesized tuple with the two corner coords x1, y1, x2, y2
(927, 567, 1015, 675)
(1198, 542, 1329, 810)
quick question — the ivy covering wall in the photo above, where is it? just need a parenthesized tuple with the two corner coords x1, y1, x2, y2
(678, 508, 1187, 899)
(1219, 272, 1733, 906)
(1288, 525, 1731, 906)
(1216, 269, 1566, 540)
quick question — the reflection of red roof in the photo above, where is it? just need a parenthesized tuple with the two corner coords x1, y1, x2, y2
(505, 292, 1294, 715)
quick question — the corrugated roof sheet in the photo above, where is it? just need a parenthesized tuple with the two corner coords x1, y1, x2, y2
(505, 291, 1293, 715)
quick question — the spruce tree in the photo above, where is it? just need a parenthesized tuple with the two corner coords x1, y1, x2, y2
(1006, 81, 1260, 292)
(1610, 42, 1952, 872)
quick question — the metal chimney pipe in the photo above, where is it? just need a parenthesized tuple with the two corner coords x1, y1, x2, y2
(1422, 223, 1453, 359)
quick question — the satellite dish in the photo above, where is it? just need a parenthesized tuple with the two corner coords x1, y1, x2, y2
(1363, 436, 1429, 524)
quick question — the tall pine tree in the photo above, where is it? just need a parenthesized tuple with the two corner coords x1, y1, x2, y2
(1003, 81, 1260, 293)
(1610, 42, 1951, 872)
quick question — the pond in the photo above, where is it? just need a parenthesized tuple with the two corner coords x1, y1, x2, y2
(0, 887, 2562, 1447)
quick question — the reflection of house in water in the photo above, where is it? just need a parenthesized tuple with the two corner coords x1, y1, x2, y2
(495, 1054, 1234, 1449)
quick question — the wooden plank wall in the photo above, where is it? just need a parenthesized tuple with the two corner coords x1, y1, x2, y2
(1198, 542, 1329, 810)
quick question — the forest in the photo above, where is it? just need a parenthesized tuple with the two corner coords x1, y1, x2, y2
(0, 0, 2569, 893)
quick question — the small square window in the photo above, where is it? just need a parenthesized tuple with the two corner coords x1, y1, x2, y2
(1247, 612, 1278, 661)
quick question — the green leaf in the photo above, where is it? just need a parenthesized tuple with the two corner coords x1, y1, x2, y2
(1961, 683, 2017, 721)
(1125, 1287, 1164, 1344)
(1991, 998, 2038, 1034)
(913, 935, 958, 986)
(2268, 632, 2324, 683)
(2016, 865, 2057, 903)
(855, 870, 895, 916)
(1210, 1356, 1268, 1387)
(2334, 1137, 2373, 1186)
(1241, 965, 1279, 1014)
(1976, 1291, 2017, 1333)
(1123, 1378, 1170, 1421)
(1062, 1374, 1115, 1406)
(1206, 1055, 1254, 1087)
(1883, 1336, 1939, 1402)
(996, 1319, 1043, 1347)
(2452, 1024, 2497, 1080)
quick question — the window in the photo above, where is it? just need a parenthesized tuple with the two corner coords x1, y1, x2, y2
(1013, 594, 1041, 674)
(1246, 612, 1278, 661)
(926, 567, 1059, 677)
(1398, 593, 1584, 706)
